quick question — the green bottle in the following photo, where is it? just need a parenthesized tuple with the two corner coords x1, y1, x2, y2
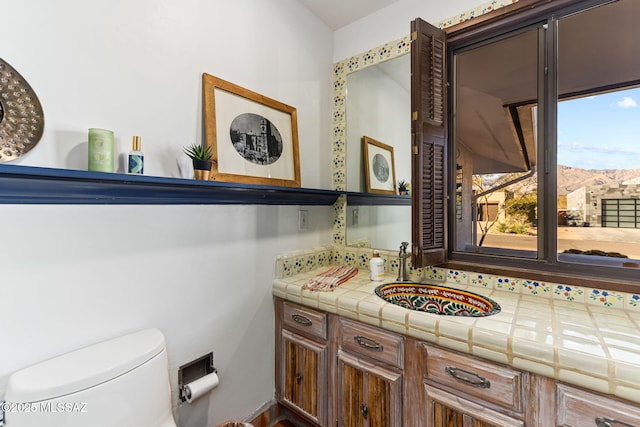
(88, 128, 114, 172)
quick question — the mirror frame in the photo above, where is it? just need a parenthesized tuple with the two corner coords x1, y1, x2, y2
(331, 36, 411, 247)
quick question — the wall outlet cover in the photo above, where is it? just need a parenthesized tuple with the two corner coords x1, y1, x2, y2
(299, 209, 309, 230)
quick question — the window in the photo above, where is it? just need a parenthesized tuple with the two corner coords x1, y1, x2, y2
(452, 25, 540, 258)
(412, 0, 640, 285)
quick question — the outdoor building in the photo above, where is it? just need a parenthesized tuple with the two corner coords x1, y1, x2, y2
(476, 190, 509, 223)
(567, 181, 640, 228)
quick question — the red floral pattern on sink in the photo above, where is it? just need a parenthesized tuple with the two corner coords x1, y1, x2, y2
(375, 283, 501, 317)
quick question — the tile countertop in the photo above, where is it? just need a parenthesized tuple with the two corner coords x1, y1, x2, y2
(273, 267, 640, 405)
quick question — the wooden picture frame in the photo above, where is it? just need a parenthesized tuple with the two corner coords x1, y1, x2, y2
(362, 136, 397, 194)
(202, 73, 301, 187)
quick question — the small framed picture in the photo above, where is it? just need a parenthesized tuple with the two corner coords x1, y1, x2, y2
(362, 136, 397, 194)
(202, 73, 301, 187)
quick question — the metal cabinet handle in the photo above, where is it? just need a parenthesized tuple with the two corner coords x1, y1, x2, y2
(354, 335, 384, 352)
(295, 373, 302, 384)
(596, 417, 637, 427)
(445, 366, 491, 389)
(291, 313, 312, 327)
(361, 403, 369, 419)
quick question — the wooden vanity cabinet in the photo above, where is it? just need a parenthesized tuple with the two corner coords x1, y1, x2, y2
(276, 299, 329, 426)
(556, 383, 640, 427)
(274, 297, 640, 427)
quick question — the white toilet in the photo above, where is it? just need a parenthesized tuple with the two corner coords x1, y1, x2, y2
(3, 328, 177, 427)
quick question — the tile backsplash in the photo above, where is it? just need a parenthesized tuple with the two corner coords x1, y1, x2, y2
(275, 245, 640, 313)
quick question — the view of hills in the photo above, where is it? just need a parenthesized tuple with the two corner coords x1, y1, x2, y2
(487, 166, 640, 195)
(556, 165, 640, 195)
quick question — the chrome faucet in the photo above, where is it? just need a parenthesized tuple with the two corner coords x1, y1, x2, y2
(396, 242, 411, 282)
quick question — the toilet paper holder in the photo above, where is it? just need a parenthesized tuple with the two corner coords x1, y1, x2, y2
(178, 352, 217, 402)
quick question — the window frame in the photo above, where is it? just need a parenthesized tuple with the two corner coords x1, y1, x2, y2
(434, 0, 640, 291)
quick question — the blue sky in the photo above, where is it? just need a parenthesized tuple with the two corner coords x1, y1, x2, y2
(557, 87, 640, 170)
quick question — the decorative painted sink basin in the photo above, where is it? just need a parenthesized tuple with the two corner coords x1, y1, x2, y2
(375, 282, 501, 317)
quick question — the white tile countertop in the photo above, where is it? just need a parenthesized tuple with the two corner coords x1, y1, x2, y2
(273, 266, 640, 405)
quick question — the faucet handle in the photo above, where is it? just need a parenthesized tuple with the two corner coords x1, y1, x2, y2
(400, 242, 409, 252)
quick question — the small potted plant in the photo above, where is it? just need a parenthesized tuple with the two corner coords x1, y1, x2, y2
(184, 143, 213, 180)
(398, 179, 409, 196)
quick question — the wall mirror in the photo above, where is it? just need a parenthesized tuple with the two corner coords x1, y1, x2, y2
(346, 54, 411, 192)
(334, 38, 412, 251)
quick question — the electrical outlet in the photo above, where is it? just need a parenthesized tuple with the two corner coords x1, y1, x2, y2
(352, 208, 359, 225)
(298, 209, 309, 231)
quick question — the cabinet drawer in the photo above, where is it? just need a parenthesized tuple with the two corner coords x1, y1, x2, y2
(340, 318, 404, 368)
(557, 383, 640, 427)
(282, 301, 327, 340)
(424, 345, 524, 413)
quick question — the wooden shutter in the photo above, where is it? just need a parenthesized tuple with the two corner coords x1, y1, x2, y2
(411, 18, 448, 268)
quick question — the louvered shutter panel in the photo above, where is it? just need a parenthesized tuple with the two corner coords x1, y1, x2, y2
(411, 18, 448, 267)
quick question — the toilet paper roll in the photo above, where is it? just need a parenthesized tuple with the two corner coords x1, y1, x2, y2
(183, 372, 219, 403)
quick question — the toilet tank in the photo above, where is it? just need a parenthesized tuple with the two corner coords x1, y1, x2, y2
(3, 328, 176, 427)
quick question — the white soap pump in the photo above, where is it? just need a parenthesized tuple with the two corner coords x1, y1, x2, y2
(370, 250, 384, 281)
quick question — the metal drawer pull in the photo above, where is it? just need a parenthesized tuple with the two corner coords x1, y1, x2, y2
(445, 366, 491, 389)
(361, 403, 369, 419)
(291, 313, 312, 327)
(596, 417, 637, 427)
(354, 335, 384, 352)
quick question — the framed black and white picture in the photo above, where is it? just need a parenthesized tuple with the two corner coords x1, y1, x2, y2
(362, 136, 396, 194)
(202, 73, 301, 187)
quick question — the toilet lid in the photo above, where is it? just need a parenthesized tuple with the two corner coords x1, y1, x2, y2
(5, 329, 165, 402)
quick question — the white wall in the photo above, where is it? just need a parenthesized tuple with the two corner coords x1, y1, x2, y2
(0, 1, 333, 426)
(333, 0, 486, 61)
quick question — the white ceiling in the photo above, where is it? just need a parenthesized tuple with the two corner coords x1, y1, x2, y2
(297, 0, 400, 30)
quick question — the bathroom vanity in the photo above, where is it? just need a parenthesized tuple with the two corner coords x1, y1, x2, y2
(273, 267, 640, 427)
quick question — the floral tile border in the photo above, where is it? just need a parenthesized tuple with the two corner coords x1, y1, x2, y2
(275, 246, 334, 278)
(469, 272, 492, 289)
(438, 266, 640, 312)
(553, 284, 586, 303)
(276, 245, 422, 281)
(436, 0, 520, 29)
(332, 195, 346, 246)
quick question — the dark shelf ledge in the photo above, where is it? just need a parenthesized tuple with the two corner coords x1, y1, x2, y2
(345, 191, 412, 206)
(0, 164, 342, 205)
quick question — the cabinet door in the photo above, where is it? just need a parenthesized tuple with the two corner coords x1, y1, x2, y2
(338, 352, 402, 427)
(556, 383, 640, 427)
(281, 329, 327, 426)
(425, 385, 524, 427)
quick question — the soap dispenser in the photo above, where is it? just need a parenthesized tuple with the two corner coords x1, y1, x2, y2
(128, 135, 144, 174)
(370, 250, 384, 281)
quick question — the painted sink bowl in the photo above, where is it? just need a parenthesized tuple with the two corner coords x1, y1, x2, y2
(375, 282, 501, 317)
